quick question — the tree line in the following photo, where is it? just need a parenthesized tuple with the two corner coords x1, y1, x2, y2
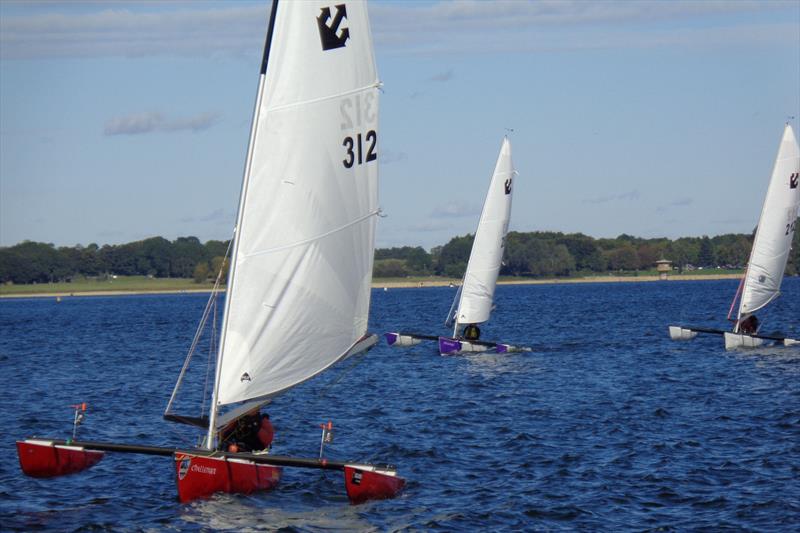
(1, 223, 799, 285)
(373, 224, 800, 279)
(0, 237, 229, 284)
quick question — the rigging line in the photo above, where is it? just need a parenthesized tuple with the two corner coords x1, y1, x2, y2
(241, 209, 380, 259)
(305, 353, 367, 414)
(165, 239, 233, 415)
(200, 296, 218, 418)
(264, 81, 381, 114)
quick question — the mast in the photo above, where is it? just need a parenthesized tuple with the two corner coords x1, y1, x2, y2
(206, 0, 279, 450)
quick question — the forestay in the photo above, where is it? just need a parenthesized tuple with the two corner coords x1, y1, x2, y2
(216, 0, 380, 407)
(454, 137, 516, 330)
(738, 124, 800, 319)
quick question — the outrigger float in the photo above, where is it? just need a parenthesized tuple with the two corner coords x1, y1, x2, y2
(386, 137, 529, 356)
(384, 331, 528, 355)
(16, 0, 404, 504)
(668, 123, 800, 350)
(16, 435, 403, 504)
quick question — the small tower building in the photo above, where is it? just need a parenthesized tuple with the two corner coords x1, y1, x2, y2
(656, 259, 673, 280)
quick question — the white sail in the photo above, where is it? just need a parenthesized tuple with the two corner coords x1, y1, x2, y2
(454, 137, 516, 330)
(738, 124, 800, 319)
(214, 0, 380, 408)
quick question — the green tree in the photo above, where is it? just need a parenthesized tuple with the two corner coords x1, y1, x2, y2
(436, 235, 473, 275)
(373, 259, 409, 278)
(171, 236, 205, 278)
(698, 236, 715, 267)
(606, 244, 639, 271)
(193, 262, 210, 283)
(210, 256, 229, 281)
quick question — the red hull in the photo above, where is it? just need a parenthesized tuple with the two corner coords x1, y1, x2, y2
(16, 439, 104, 478)
(343, 465, 405, 504)
(174, 453, 282, 503)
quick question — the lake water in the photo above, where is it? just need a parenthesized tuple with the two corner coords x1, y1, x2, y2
(1, 278, 799, 531)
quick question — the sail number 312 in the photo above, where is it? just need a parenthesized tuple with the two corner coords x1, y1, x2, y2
(343, 131, 377, 168)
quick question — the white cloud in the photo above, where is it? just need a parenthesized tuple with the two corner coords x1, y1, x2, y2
(657, 197, 693, 212)
(371, 0, 798, 54)
(104, 111, 219, 135)
(0, 1, 795, 60)
(428, 69, 454, 82)
(408, 221, 453, 232)
(180, 208, 232, 225)
(430, 201, 480, 218)
(584, 189, 641, 205)
(380, 150, 408, 165)
(0, 4, 266, 59)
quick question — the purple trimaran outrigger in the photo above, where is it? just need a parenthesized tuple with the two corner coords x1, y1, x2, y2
(385, 137, 530, 355)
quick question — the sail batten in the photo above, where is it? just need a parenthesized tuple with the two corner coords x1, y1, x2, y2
(455, 137, 516, 328)
(207, 1, 379, 408)
(737, 124, 800, 319)
(240, 209, 380, 259)
(264, 82, 381, 114)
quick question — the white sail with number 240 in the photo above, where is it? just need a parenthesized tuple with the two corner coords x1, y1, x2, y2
(736, 123, 800, 321)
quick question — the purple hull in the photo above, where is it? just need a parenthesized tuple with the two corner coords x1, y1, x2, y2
(438, 337, 462, 355)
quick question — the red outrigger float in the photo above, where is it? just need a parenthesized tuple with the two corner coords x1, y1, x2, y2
(16, 437, 404, 504)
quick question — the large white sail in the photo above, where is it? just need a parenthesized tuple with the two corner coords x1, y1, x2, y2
(454, 137, 516, 330)
(738, 124, 800, 319)
(214, 0, 380, 407)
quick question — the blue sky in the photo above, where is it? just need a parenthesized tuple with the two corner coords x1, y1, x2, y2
(1, 0, 798, 250)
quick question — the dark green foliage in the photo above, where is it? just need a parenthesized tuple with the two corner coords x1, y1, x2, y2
(374, 246, 432, 275)
(697, 236, 715, 267)
(0, 237, 231, 284)
(435, 235, 474, 276)
(2, 219, 797, 284)
(373, 258, 409, 278)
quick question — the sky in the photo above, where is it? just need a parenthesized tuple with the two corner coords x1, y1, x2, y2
(1, 0, 799, 250)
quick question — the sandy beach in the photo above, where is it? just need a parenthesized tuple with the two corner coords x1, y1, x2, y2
(0, 273, 743, 299)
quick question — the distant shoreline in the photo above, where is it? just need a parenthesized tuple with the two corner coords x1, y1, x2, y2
(379, 273, 742, 288)
(0, 273, 743, 299)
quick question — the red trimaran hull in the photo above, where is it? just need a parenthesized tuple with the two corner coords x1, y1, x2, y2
(175, 453, 282, 503)
(16, 438, 404, 504)
(16, 439, 105, 478)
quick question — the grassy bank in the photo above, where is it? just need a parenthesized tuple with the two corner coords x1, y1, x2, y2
(0, 276, 216, 297)
(0, 270, 746, 298)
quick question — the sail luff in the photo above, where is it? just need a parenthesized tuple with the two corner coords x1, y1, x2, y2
(205, 0, 279, 449)
(737, 123, 800, 322)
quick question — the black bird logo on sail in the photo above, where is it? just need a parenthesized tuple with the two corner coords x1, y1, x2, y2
(317, 4, 349, 51)
(504, 178, 513, 195)
(790, 172, 798, 189)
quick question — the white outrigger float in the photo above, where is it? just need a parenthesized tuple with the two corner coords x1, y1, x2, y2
(386, 137, 529, 355)
(669, 123, 800, 350)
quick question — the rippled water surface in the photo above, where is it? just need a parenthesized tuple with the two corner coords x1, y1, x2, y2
(1, 278, 799, 531)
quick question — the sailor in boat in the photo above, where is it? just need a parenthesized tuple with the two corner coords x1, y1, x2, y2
(219, 409, 274, 453)
(462, 323, 481, 341)
(739, 315, 759, 335)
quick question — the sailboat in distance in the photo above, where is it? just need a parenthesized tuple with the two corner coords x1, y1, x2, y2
(17, 0, 405, 504)
(669, 123, 800, 349)
(386, 137, 530, 355)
